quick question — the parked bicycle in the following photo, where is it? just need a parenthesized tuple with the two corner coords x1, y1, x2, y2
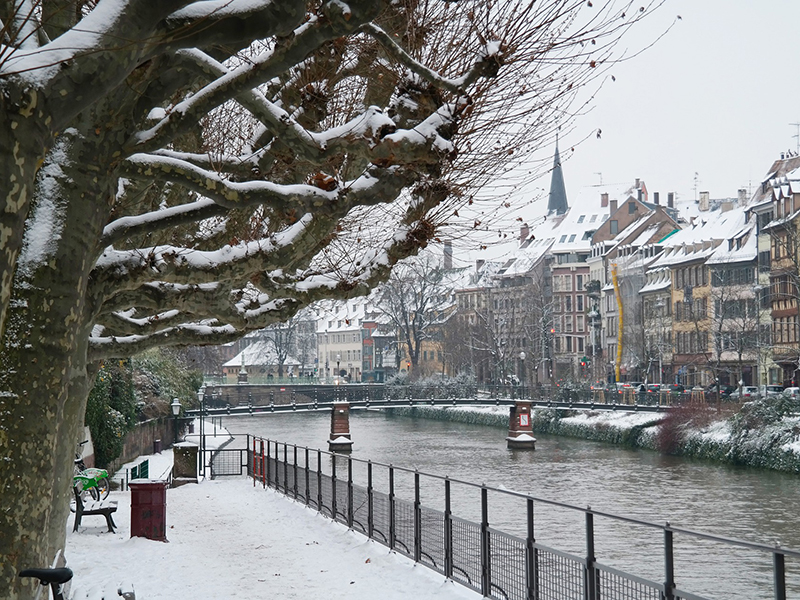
(19, 564, 72, 600)
(20, 566, 136, 600)
(74, 440, 110, 501)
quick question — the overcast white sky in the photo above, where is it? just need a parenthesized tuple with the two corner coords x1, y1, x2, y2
(559, 0, 800, 204)
(452, 0, 800, 264)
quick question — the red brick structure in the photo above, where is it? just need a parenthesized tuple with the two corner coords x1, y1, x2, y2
(328, 402, 353, 453)
(506, 401, 536, 449)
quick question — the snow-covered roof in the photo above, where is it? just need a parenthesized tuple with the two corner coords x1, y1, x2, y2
(224, 340, 301, 368)
(649, 206, 747, 269)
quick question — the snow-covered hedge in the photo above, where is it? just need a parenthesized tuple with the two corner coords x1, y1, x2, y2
(391, 400, 800, 474)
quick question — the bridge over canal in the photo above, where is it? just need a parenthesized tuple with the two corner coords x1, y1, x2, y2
(187, 383, 677, 453)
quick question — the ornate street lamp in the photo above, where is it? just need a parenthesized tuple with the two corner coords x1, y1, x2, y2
(170, 397, 181, 444)
(519, 351, 526, 398)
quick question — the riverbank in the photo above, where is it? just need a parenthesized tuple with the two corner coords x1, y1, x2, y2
(390, 401, 800, 473)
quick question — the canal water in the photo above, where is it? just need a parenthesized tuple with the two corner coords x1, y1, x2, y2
(215, 410, 800, 599)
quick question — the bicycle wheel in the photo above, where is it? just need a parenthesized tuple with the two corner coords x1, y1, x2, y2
(95, 477, 110, 500)
(89, 484, 100, 501)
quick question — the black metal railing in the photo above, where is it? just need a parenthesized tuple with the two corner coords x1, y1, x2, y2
(246, 435, 800, 600)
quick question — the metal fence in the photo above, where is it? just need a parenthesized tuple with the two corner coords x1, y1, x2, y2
(246, 435, 799, 600)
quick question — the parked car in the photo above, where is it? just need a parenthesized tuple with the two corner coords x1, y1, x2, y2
(729, 385, 759, 401)
(660, 383, 685, 394)
(783, 387, 800, 400)
(759, 385, 784, 398)
(645, 383, 661, 393)
(705, 383, 737, 399)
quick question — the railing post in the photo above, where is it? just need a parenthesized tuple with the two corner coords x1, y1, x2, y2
(283, 442, 288, 494)
(585, 510, 597, 600)
(389, 466, 396, 550)
(331, 454, 338, 520)
(347, 456, 354, 529)
(774, 547, 786, 600)
(414, 471, 422, 562)
(481, 486, 491, 598)
(266, 440, 272, 485)
(444, 478, 453, 579)
(260, 440, 265, 488)
(293, 445, 298, 499)
(316, 449, 323, 511)
(664, 525, 675, 600)
(251, 437, 257, 485)
(367, 461, 374, 539)
(527, 498, 539, 600)
(304, 447, 310, 506)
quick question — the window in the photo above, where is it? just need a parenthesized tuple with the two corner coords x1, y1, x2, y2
(610, 220, 618, 234)
(565, 296, 572, 312)
(576, 274, 584, 290)
(577, 315, 584, 332)
(590, 214, 598, 223)
(577, 337, 584, 352)
(566, 336, 573, 352)
(565, 316, 573, 332)
(576, 295, 584, 311)
(628, 201, 637, 214)
(577, 215, 586, 223)
(568, 234, 576, 243)
(560, 235, 567, 243)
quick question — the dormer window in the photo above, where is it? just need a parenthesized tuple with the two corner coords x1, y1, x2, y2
(577, 215, 586, 223)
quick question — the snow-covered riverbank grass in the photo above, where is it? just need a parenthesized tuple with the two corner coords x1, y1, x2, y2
(390, 400, 800, 474)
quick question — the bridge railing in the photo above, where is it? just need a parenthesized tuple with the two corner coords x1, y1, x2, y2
(246, 435, 799, 600)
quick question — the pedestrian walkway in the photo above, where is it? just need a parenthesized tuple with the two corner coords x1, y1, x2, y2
(65, 426, 478, 600)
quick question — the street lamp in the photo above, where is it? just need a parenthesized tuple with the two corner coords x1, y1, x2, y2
(170, 397, 181, 444)
(336, 353, 341, 382)
(519, 351, 526, 398)
(197, 384, 205, 476)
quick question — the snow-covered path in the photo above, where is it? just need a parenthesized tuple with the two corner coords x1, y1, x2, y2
(65, 430, 478, 599)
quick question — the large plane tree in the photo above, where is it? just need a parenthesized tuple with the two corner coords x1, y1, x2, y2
(0, 1, 663, 596)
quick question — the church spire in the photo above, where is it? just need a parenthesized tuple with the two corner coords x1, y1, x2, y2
(547, 137, 568, 216)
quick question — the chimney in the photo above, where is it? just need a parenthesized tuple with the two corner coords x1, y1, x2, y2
(737, 188, 748, 205)
(601, 193, 609, 207)
(667, 192, 674, 208)
(653, 191, 660, 205)
(721, 201, 734, 213)
(519, 223, 530, 243)
(609, 199, 618, 214)
(635, 178, 640, 189)
(443, 240, 453, 269)
(699, 191, 710, 211)
(637, 189, 643, 202)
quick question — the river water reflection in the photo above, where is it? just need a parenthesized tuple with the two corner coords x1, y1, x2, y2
(218, 410, 800, 599)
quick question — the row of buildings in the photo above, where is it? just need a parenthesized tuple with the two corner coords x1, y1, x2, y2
(219, 149, 800, 390)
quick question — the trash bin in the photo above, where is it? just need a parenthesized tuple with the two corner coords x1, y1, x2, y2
(153, 439, 162, 454)
(129, 480, 168, 541)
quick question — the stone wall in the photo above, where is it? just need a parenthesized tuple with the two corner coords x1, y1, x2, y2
(105, 417, 177, 478)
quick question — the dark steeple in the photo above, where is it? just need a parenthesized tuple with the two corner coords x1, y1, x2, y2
(547, 139, 568, 215)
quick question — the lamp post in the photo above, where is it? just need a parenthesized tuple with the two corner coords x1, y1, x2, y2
(197, 384, 206, 477)
(170, 397, 181, 444)
(519, 351, 526, 399)
(336, 353, 341, 381)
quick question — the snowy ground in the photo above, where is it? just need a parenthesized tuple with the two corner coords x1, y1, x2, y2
(65, 424, 478, 600)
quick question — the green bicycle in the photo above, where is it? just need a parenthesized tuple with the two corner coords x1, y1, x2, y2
(74, 440, 110, 500)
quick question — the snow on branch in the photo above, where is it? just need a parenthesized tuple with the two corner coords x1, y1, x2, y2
(133, 3, 376, 153)
(360, 22, 503, 94)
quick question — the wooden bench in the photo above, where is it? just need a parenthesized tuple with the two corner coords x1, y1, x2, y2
(72, 485, 118, 533)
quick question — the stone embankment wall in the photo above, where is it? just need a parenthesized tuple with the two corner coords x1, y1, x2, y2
(105, 417, 176, 476)
(390, 405, 800, 474)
